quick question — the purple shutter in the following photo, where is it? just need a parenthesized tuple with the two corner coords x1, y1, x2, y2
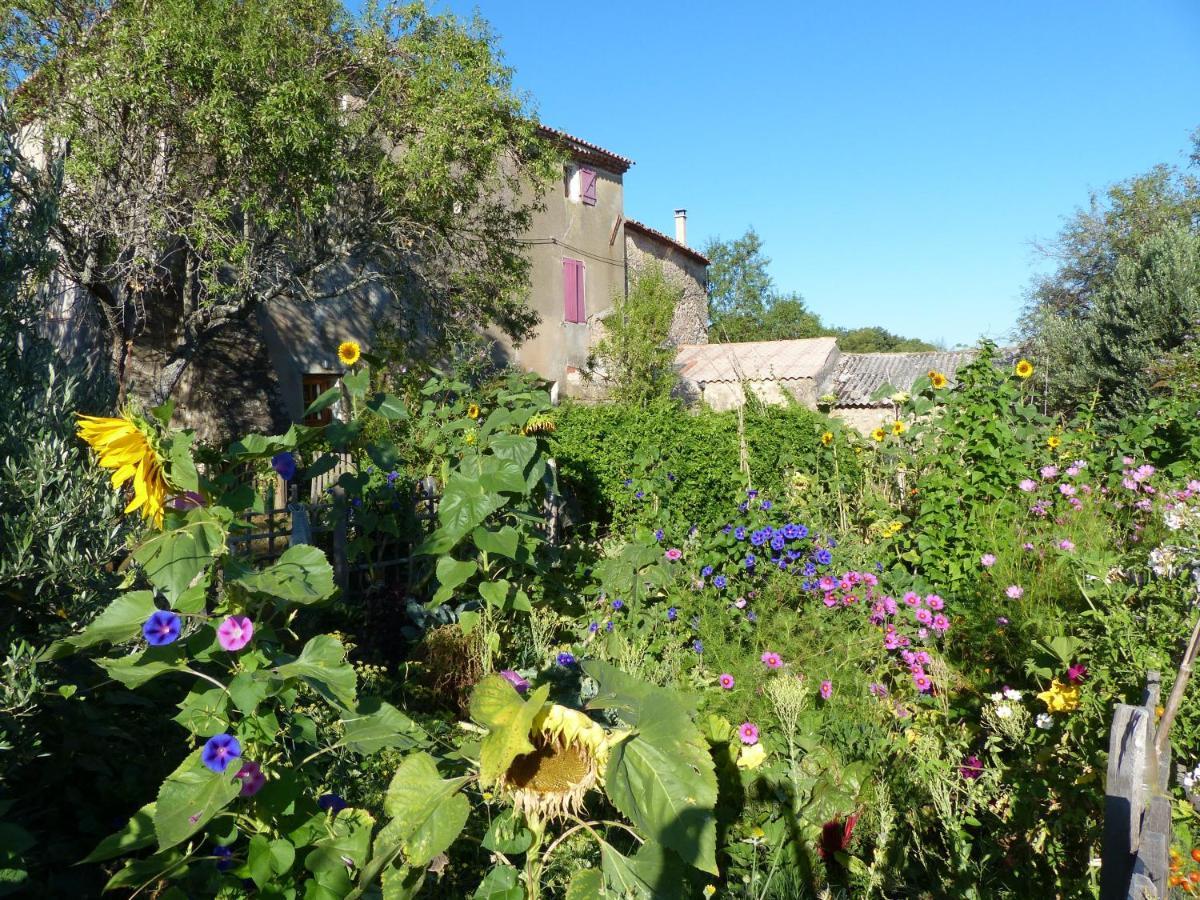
(563, 258, 585, 323)
(580, 167, 597, 205)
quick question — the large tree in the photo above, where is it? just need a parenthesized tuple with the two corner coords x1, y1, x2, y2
(2, 0, 557, 401)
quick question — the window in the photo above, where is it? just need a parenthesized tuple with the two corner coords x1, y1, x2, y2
(564, 165, 597, 205)
(302, 373, 338, 426)
(562, 258, 585, 323)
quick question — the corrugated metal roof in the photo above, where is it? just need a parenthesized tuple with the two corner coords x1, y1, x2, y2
(675, 338, 839, 384)
(830, 350, 979, 406)
(625, 218, 711, 266)
(536, 125, 634, 172)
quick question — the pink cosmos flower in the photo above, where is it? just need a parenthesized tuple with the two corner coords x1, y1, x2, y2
(1019, 479, 1037, 492)
(1040, 465, 1059, 480)
(913, 673, 933, 693)
(916, 651, 931, 665)
(932, 614, 950, 632)
(926, 594, 944, 611)
(1058, 539, 1075, 551)
(1066, 466, 1080, 477)
(235, 760, 266, 797)
(903, 591, 921, 607)
(217, 616, 254, 652)
(823, 594, 838, 608)
(761, 651, 783, 669)
(883, 632, 900, 650)
(883, 597, 899, 615)
(819, 679, 833, 700)
(719, 673, 736, 690)
(1005, 585, 1024, 599)
(664, 548, 682, 561)
(1059, 483, 1076, 497)
(1022, 542, 1034, 551)
(980, 554, 996, 567)
(819, 575, 837, 591)
(915, 608, 933, 625)
(738, 722, 759, 745)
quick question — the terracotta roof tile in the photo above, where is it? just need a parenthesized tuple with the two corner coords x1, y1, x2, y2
(536, 124, 633, 173)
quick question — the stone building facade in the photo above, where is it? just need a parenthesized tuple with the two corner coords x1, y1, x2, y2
(624, 214, 709, 347)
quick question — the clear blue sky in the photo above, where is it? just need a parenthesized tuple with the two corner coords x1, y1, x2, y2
(360, 1, 1200, 347)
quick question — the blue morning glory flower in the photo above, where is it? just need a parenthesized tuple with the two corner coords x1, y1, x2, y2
(770, 535, 785, 551)
(605, 621, 614, 632)
(271, 452, 297, 481)
(747, 490, 758, 499)
(635, 490, 645, 500)
(745, 555, 757, 569)
(213, 845, 234, 871)
(814, 548, 833, 565)
(667, 607, 678, 621)
(734, 527, 747, 541)
(722, 524, 733, 534)
(202, 734, 241, 773)
(143, 610, 181, 646)
(612, 599, 624, 611)
(692, 640, 704, 654)
(761, 500, 773, 510)
(557, 652, 576, 666)
(654, 529, 663, 542)
(713, 575, 727, 589)
(589, 622, 599, 633)
(318, 794, 349, 813)
(750, 530, 767, 547)
(701, 565, 714, 577)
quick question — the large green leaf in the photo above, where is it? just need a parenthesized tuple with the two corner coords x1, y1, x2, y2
(469, 677, 549, 787)
(96, 647, 186, 689)
(339, 699, 427, 755)
(478, 579, 511, 609)
(472, 865, 524, 900)
(50, 591, 159, 657)
(597, 840, 685, 899)
(131, 510, 226, 604)
(165, 431, 200, 493)
(429, 475, 505, 547)
(382, 753, 471, 868)
(304, 387, 341, 419)
(235, 544, 336, 604)
(81, 802, 157, 863)
(342, 368, 370, 400)
(367, 392, 408, 420)
(565, 868, 607, 900)
(479, 457, 527, 495)
(487, 434, 537, 477)
(154, 750, 242, 850)
(472, 526, 519, 559)
(435, 557, 477, 593)
(272, 635, 357, 709)
(584, 660, 695, 730)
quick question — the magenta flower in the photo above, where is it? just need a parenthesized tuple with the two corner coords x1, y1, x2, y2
(719, 673, 736, 690)
(1005, 585, 1024, 599)
(1040, 465, 1059, 480)
(926, 594, 944, 611)
(664, 548, 682, 561)
(761, 651, 783, 669)
(903, 591, 920, 607)
(738, 722, 759, 745)
(1059, 483, 1076, 497)
(1022, 542, 1034, 551)
(913, 673, 932, 693)
(734, 597, 747, 609)
(819, 679, 833, 700)
(1019, 479, 1037, 492)
(217, 616, 254, 652)
(960, 755, 983, 780)
(932, 614, 950, 632)
(1067, 663, 1088, 684)
(980, 554, 996, 567)
(914, 608, 932, 625)
(235, 760, 266, 797)
(1058, 539, 1075, 551)
(500, 669, 530, 693)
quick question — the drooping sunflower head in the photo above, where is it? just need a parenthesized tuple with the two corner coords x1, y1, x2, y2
(1015, 359, 1034, 379)
(522, 413, 555, 435)
(929, 371, 949, 390)
(337, 340, 362, 367)
(76, 409, 170, 525)
(870, 427, 886, 442)
(499, 704, 621, 827)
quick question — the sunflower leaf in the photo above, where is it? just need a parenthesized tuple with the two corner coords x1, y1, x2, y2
(470, 676, 549, 787)
(382, 753, 471, 867)
(131, 510, 226, 604)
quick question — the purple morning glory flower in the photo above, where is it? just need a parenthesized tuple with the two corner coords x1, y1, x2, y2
(500, 669, 529, 693)
(701, 565, 713, 577)
(387, 471, 400, 485)
(747, 490, 758, 499)
(213, 845, 234, 871)
(611, 599, 624, 610)
(761, 500, 772, 510)
(202, 734, 241, 773)
(692, 640, 703, 653)
(271, 452, 297, 481)
(318, 793, 348, 813)
(143, 610, 181, 646)
(588, 622, 599, 633)
(713, 575, 727, 589)
(667, 607, 678, 621)
(557, 652, 576, 667)
(653, 529, 663, 542)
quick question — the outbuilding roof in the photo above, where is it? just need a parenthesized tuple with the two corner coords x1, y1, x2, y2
(675, 337, 839, 384)
(828, 350, 979, 407)
(624, 218, 711, 266)
(536, 124, 634, 173)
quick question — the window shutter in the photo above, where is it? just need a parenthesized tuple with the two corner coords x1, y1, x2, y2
(580, 167, 597, 205)
(563, 258, 585, 323)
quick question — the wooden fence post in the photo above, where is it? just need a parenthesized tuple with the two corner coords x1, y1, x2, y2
(289, 503, 312, 547)
(331, 485, 349, 596)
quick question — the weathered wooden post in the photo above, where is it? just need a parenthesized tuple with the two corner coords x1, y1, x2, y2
(288, 503, 312, 546)
(331, 484, 349, 596)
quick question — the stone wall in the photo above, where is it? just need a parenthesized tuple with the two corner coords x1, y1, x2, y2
(624, 227, 708, 346)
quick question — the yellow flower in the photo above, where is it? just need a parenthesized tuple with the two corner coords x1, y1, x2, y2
(1037, 679, 1080, 713)
(821, 431, 834, 446)
(337, 340, 361, 367)
(929, 371, 948, 389)
(1015, 359, 1034, 379)
(467, 403, 480, 420)
(871, 427, 886, 442)
(750, 826, 765, 841)
(891, 421, 907, 436)
(465, 431, 477, 445)
(1047, 435, 1061, 449)
(736, 742, 767, 769)
(703, 887, 716, 898)
(77, 411, 171, 526)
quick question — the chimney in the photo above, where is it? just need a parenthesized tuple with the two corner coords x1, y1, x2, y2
(674, 209, 687, 246)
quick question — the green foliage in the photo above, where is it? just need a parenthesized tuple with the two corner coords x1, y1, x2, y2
(588, 262, 681, 405)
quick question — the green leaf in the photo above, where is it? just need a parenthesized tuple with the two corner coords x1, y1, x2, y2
(469, 677, 549, 787)
(478, 579, 510, 609)
(173, 686, 230, 736)
(598, 840, 684, 899)
(269, 838, 296, 876)
(471, 526, 519, 559)
(487, 434, 537, 476)
(248, 834, 273, 889)
(96, 647, 186, 689)
(472, 865, 524, 900)
(227, 431, 297, 459)
(383, 753, 471, 868)
(435, 557, 478, 594)
(131, 510, 226, 603)
(51, 591, 159, 657)
(154, 750, 242, 850)
(339, 699, 427, 755)
(81, 802, 157, 863)
(103, 850, 186, 892)
(368, 393, 408, 420)
(304, 387, 341, 419)
(228, 672, 270, 715)
(235, 544, 336, 604)
(342, 368, 370, 399)
(479, 458, 527, 495)
(166, 431, 200, 493)
(565, 868, 606, 900)
(273, 635, 357, 709)
(422, 476, 505, 551)
(481, 810, 534, 855)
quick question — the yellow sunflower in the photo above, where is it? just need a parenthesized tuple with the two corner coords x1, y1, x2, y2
(467, 403, 481, 420)
(929, 371, 949, 390)
(1047, 435, 1061, 449)
(337, 340, 361, 367)
(1015, 359, 1034, 379)
(77, 410, 170, 525)
(892, 421, 907, 436)
(820, 431, 834, 446)
(871, 427, 886, 442)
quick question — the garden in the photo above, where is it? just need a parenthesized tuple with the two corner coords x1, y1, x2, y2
(5, 329, 1200, 899)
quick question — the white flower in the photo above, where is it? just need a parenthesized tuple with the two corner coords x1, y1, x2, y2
(1036, 713, 1053, 730)
(1149, 546, 1178, 578)
(988, 692, 1004, 702)
(1003, 688, 1022, 701)
(995, 704, 1013, 719)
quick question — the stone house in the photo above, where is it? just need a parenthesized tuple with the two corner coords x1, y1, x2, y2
(674, 338, 978, 433)
(624, 213, 710, 348)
